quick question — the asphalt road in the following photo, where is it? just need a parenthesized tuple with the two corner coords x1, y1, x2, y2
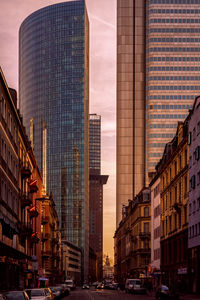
(67, 287, 155, 300)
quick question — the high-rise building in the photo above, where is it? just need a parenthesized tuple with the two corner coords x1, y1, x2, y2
(89, 114, 108, 280)
(89, 114, 101, 174)
(19, 0, 89, 279)
(117, 0, 198, 225)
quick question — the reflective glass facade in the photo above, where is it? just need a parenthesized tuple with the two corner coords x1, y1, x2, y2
(146, 0, 199, 176)
(19, 1, 89, 277)
(117, 0, 200, 225)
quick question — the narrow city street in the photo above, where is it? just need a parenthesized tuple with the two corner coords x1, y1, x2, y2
(67, 288, 155, 300)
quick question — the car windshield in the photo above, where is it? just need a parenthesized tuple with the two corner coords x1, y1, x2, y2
(30, 290, 45, 297)
(4, 292, 25, 300)
(162, 285, 169, 291)
(129, 280, 141, 285)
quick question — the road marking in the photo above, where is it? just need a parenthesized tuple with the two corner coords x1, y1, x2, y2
(85, 290, 95, 300)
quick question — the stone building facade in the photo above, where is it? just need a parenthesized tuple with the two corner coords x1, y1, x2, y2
(114, 188, 151, 283)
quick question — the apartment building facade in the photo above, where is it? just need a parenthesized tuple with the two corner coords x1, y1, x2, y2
(158, 120, 189, 292)
(188, 96, 200, 293)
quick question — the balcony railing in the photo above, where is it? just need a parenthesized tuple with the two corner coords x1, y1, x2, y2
(29, 206, 39, 218)
(29, 179, 38, 193)
(21, 193, 32, 208)
(19, 222, 33, 236)
(21, 164, 31, 179)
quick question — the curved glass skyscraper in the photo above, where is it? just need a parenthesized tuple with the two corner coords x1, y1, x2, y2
(19, 0, 89, 278)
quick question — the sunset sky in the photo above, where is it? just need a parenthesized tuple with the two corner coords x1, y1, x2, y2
(0, 0, 116, 260)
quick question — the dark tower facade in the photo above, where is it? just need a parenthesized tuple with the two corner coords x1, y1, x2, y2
(89, 114, 108, 280)
(19, 0, 89, 279)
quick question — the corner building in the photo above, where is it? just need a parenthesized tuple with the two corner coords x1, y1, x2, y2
(19, 0, 89, 279)
(117, 0, 200, 226)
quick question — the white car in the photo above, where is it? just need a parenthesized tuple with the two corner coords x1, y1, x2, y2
(125, 279, 146, 294)
(65, 280, 76, 290)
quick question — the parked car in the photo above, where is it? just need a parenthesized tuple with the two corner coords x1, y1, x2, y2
(25, 289, 49, 300)
(64, 280, 75, 291)
(44, 289, 54, 300)
(82, 284, 89, 289)
(3, 291, 29, 300)
(125, 279, 146, 294)
(49, 287, 62, 300)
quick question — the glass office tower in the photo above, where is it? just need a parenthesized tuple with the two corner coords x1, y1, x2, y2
(19, 1, 89, 279)
(117, 0, 198, 225)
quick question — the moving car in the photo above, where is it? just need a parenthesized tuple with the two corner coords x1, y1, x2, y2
(125, 279, 146, 294)
(155, 285, 170, 299)
(155, 285, 179, 299)
(64, 280, 75, 291)
(82, 284, 90, 289)
(3, 291, 29, 300)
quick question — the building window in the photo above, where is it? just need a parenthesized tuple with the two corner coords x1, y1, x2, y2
(184, 206, 187, 224)
(197, 121, 200, 135)
(144, 207, 149, 217)
(174, 213, 177, 230)
(197, 197, 200, 210)
(184, 176, 187, 195)
(169, 215, 172, 232)
(179, 211, 181, 229)
(190, 175, 196, 190)
(179, 155, 182, 169)
(185, 149, 188, 166)
(179, 182, 181, 202)
(144, 222, 149, 233)
(174, 161, 177, 176)
(193, 201, 196, 213)
(195, 146, 200, 161)
(174, 186, 177, 203)
(189, 203, 192, 216)
(170, 191, 172, 206)
(193, 127, 196, 141)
